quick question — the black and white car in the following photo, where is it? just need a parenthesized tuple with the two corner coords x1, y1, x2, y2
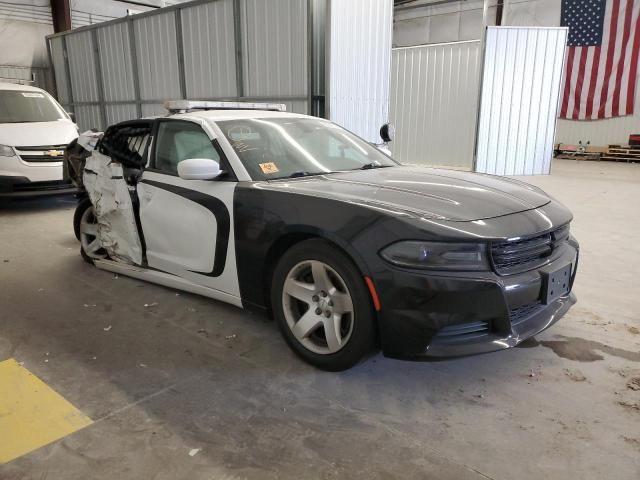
(71, 101, 579, 371)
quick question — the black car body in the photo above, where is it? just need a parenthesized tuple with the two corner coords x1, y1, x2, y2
(73, 105, 578, 369)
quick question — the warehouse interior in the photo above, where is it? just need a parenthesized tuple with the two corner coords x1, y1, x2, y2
(1, 1, 639, 479)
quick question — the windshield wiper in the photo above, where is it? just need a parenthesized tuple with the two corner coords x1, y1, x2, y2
(360, 162, 391, 170)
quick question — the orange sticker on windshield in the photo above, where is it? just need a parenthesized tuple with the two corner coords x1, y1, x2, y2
(259, 162, 279, 174)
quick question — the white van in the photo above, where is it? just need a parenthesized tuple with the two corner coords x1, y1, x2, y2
(0, 82, 78, 197)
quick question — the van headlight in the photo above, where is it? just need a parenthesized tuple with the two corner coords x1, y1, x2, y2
(0, 145, 15, 157)
(380, 241, 489, 271)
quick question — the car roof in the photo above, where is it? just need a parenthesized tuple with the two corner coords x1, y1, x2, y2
(167, 109, 318, 124)
(0, 82, 46, 92)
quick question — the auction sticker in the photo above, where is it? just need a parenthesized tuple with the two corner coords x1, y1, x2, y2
(259, 162, 279, 174)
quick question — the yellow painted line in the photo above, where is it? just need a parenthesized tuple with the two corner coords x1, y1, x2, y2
(0, 358, 93, 464)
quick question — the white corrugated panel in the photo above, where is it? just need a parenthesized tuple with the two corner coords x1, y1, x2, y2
(328, 0, 393, 143)
(476, 27, 567, 176)
(105, 103, 137, 125)
(241, 0, 308, 98)
(390, 40, 481, 169)
(97, 22, 136, 102)
(49, 36, 71, 104)
(133, 11, 181, 101)
(66, 29, 100, 103)
(75, 104, 102, 130)
(181, 0, 237, 98)
(0, 0, 52, 25)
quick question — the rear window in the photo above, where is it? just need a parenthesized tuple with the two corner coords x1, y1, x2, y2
(0, 90, 65, 124)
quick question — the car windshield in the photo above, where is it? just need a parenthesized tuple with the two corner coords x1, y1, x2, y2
(217, 117, 397, 180)
(0, 90, 66, 124)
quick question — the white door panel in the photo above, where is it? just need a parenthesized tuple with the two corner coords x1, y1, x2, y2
(138, 171, 239, 299)
(139, 186, 217, 272)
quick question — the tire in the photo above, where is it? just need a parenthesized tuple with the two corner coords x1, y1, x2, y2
(76, 201, 107, 264)
(271, 239, 376, 371)
(73, 197, 92, 241)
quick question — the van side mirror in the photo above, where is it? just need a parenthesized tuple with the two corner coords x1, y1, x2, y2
(66, 111, 76, 123)
(380, 123, 395, 143)
(177, 158, 222, 180)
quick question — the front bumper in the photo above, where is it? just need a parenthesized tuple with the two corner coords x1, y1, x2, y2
(375, 240, 579, 359)
(0, 175, 76, 197)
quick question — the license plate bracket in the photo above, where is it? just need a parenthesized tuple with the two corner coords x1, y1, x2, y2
(542, 263, 572, 304)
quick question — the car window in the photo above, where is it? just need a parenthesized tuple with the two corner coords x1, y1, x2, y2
(0, 90, 66, 123)
(154, 121, 220, 175)
(217, 117, 397, 181)
(99, 123, 151, 169)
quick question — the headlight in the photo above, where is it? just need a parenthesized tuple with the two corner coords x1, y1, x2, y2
(0, 144, 15, 157)
(380, 241, 489, 271)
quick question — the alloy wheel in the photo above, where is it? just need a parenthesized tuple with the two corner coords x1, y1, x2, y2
(79, 206, 107, 259)
(282, 260, 354, 355)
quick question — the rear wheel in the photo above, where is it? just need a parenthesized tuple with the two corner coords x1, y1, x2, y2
(271, 239, 376, 371)
(78, 203, 107, 264)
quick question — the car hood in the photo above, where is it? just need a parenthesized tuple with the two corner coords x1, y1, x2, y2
(265, 166, 551, 222)
(0, 120, 77, 147)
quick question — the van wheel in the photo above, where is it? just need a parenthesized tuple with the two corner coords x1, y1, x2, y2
(271, 239, 376, 371)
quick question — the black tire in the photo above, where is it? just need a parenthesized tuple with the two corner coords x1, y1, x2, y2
(73, 197, 92, 241)
(271, 239, 376, 371)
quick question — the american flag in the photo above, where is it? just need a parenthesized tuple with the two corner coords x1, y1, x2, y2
(559, 0, 640, 120)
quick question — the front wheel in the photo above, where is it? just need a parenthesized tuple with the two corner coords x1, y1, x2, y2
(271, 239, 376, 371)
(76, 201, 107, 264)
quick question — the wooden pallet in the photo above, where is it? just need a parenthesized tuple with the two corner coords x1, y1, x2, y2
(602, 145, 640, 162)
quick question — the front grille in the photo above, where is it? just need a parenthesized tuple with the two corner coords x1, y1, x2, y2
(433, 321, 491, 344)
(491, 225, 570, 274)
(509, 302, 544, 327)
(15, 144, 67, 163)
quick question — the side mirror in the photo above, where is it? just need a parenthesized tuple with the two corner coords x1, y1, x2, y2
(380, 123, 395, 143)
(66, 111, 76, 123)
(177, 158, 222, 180)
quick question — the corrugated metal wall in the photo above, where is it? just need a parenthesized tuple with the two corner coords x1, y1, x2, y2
(390, 40, 481, 169)
(327, 0, 393, 143)
(48, 0, 315, 131)
(475, 27, 567, 176)
(555, 77, 640, 145)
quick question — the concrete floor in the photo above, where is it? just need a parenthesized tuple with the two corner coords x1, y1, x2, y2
(0, 158, 639, 480)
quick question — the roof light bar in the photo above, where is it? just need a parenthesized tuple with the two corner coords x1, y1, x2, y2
(164, 100, 287, 113)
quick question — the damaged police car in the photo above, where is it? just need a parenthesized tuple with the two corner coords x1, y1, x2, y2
(68, 101, 579, 371)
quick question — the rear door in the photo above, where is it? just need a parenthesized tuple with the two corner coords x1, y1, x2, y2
(136, 118, 240, 300)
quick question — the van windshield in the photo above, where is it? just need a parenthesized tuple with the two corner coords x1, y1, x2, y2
(0, 90, 65, 124)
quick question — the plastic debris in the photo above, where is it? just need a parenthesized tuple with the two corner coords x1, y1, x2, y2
(84, 304, 97, 308)
(139, 363, 147, 368)
(144, 302, 158, 308)
(189, 448, 201, 457)
(103, 325, 112, 332)
(225, 334, 237, 340)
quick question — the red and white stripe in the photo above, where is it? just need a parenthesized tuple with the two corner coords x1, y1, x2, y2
(560, 0, 640, 120)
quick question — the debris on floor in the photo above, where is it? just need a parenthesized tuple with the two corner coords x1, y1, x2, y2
(225, 334, 237, 340)
(103, 325, 112, 332)
(564, 368, 587, 382)
(188, 448, 201, 457)
(144, 302, 158, 308)
(627, 377, 640, 391)
(628, 326, 640, 335)
(197, 329, 208, 337)
(617, 401, 640, 412)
